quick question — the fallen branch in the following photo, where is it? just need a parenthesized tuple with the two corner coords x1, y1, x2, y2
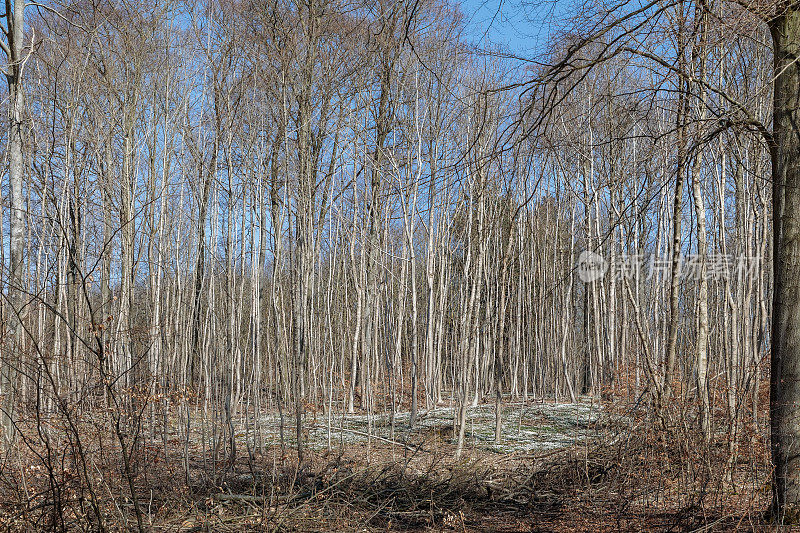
(335, 426, 419, 451)
(212, 493, 269, 504)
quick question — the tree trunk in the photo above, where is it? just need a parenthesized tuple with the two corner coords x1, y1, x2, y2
(769, 9, 800, 522)
(2, 0, 25, 445)
(690, 1, 710, 440)
(664, 41, 690, 404)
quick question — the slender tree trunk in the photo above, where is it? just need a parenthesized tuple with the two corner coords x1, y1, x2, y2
(690, 3, 710, 439)
(2, 0, 25, 445)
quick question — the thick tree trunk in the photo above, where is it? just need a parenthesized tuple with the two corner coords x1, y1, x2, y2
(665, 67, 689, 404)
(770, 10, 800, 522)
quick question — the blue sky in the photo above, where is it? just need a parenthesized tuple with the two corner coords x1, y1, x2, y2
(459, 0, 565, 57)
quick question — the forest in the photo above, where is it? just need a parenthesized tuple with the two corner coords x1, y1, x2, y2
(0, 0, 796, 530)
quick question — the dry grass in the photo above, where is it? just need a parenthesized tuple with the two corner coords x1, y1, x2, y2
(0, 395, 780, 532)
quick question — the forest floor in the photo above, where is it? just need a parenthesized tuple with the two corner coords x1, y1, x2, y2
(0, 398, 778, 531)
(255, 400, 605, 453)
(151, 399, 774, 532)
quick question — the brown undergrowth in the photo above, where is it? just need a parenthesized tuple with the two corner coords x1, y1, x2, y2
(0, 398, 778, 532)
